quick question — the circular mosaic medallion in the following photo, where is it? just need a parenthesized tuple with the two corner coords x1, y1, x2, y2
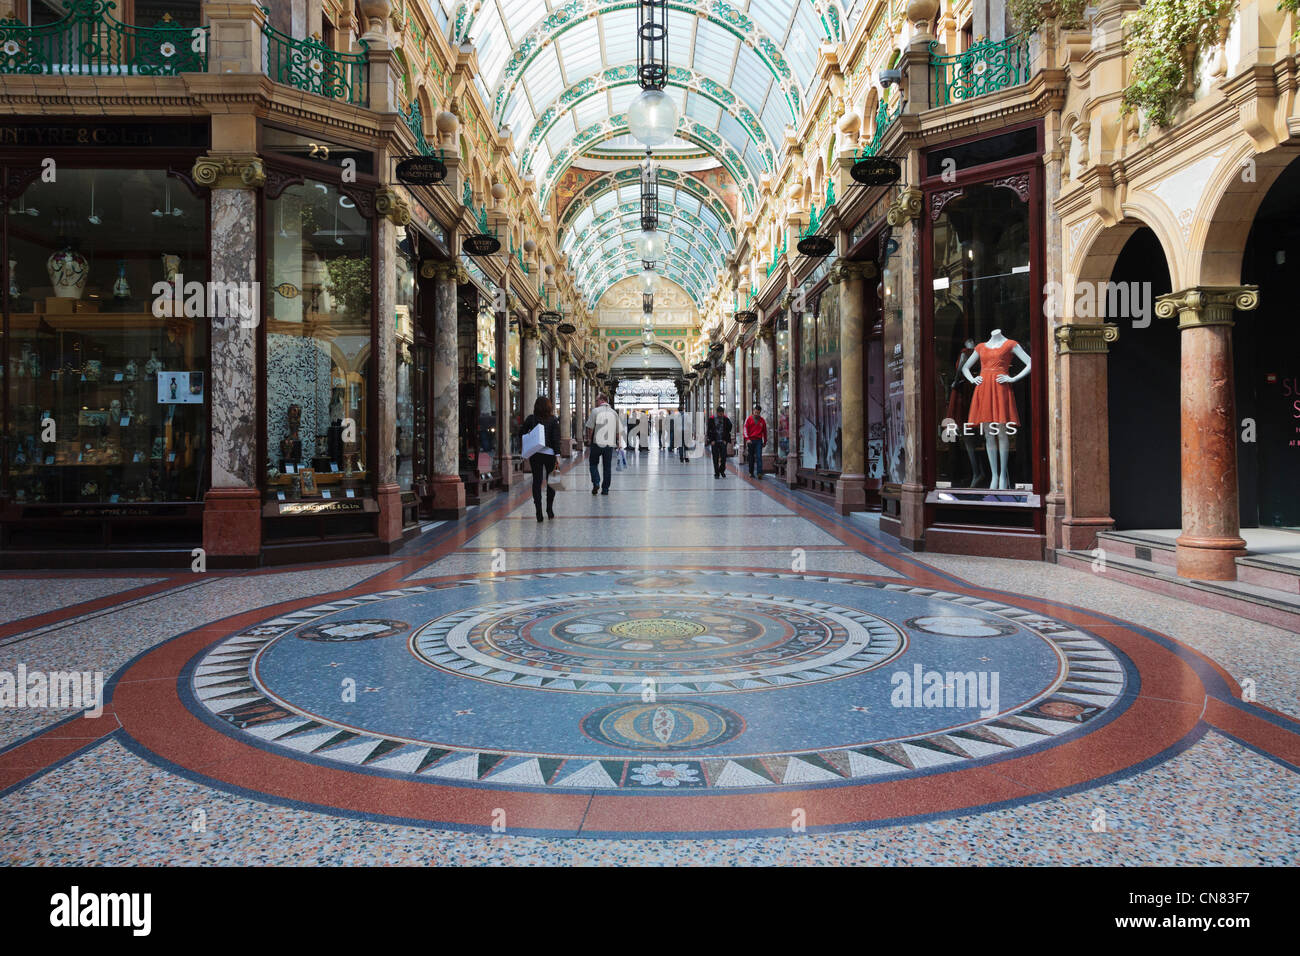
(296, 619, 409, 642)
(904, 616, 1020, 638)
(580, 700, 744, 751)
(411, 590, 905, 694)
(616, 572, 694, 588)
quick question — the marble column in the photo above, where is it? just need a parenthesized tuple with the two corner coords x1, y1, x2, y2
(559, 357, 573, 456)
(834, 260, 875, 514)
(521, 328, 538, 418)
(711, 368, 721, 414)
(374, 211, 403, 544)
(786, 299, 801, 485)
(429, 263, 465, 518)
(495, 303, 512, 489)
(725, 355, 735, 423)
(891, 189, 927, 545)
(1155, 287, 1259, 580)
(198, 156, 264, 563)
(759, 326, 777, 472)
(1057, 323, 1121, 550)
(550, 346, 559, 400)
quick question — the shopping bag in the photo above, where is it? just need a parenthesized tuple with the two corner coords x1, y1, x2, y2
(521, 423, 546, 459)
(547, 468, 566, 491)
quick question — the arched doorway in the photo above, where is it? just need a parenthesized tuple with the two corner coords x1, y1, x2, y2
(1239, 160, 1300, 529)
(1106, 227, 1178, 530)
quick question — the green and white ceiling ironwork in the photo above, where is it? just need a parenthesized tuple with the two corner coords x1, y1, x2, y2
(455, 1, 836, 137)
(565, 200, 732, 265)
(558, 167, 736, 240)
(518, 66, 779, 180)
(584, 249, 713, 306)
(540, 113, 756, 208)
(567, 212, 728, 289)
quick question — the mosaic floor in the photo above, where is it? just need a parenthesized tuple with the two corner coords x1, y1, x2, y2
(1, 452, 1297, 862)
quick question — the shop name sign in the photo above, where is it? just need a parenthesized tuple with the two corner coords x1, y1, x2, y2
(395, 156, 447, 186)
(851, 157, 902, 186)
(279, 500, 364, 516)
(0, 122, 207, 148)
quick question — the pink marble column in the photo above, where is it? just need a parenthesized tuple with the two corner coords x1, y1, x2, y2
(1154, 287, 1259, 580)
(834, 260, 874, 514)
(1057, 323, 1120, 550)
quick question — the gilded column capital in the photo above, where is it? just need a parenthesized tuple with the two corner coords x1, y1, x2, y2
(830, 260, 877, 284)
(192, 153, 266, 190)
(1055, 322, 1120, 354)
(886, 186, 923, 226)
(375, 187, 412, 226)
(1154, 286, 1259, 329)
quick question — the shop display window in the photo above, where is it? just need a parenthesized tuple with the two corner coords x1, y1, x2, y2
(930, 183, 1033, 492)
(508, 323, 521, 457)
(395, 242, 416, 491)
(457, 285, 497, 478)
(881, 238, 906, 484)
(798, 307, 818, 469)
(5, 167, 209, 506)
(775, 314, 790, 458)
(263, 179, 374, 503)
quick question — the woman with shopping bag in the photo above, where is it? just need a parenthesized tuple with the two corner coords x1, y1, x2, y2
(521, 396, 562, 523)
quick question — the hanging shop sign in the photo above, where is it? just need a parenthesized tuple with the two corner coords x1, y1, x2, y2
(796, 234, 835, 258)
(462, 232, 501, 256)
(851, 157, 902, 186)
(395, 155, 447, 186)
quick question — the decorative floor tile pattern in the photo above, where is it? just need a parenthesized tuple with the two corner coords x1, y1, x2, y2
(0, 456, 1294, 861)
(0, 577, 166, 626)
(1, 731, 1291, 865)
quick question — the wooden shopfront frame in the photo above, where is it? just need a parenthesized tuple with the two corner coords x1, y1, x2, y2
(256, 121, 384, 559)
(918, 121, 1048, 557)
(0, 119, 212, 565)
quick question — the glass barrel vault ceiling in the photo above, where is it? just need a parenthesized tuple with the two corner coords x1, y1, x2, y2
(455, 0, 837, 306)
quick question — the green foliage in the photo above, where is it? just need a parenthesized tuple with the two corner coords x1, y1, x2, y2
(1121, 0, 1234, 129)
(1008, 0, 1087, 33)
(325, 256, 373, 318)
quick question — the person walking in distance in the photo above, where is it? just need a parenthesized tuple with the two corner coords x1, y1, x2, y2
(584, 392, 623, 495)
(744, 403, 768, 480)
(521, 396, 560, 522)
(706, 404, 733, 479)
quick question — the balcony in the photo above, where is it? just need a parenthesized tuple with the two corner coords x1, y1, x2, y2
(262, 13, 367, 107)
(930, 33, 1031, 107)
(0, 0, 206, 76)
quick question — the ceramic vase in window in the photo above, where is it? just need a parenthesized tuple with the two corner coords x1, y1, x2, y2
(144, 348, 162, 378)
(8, 257, 17, 297)
(47, 238, 89, 299)
(113, 259, 130, 301)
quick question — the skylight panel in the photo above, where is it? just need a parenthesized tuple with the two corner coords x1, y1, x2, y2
(601, 10, 637, 63)
(475, 6, 510, 88)
(545, 117, 575, 157)
(572, 97, 607, 131)
(691, 22, 738, 80)
(557, 20, 602, 84)
(746, 0, 794, 42)
(685, 92, 722, 129)
(522, 46, 566, 111)
(731, 48, 772, 108)
(760, 89, 788, 142)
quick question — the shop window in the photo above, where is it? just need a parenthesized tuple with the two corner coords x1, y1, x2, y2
(5, 167, 209, 506)
(881, 238, 906, 484)
(457, 286, 497, 478)
(263, 179, 374, 503)
(931, 183, 1033, 491)
(817, 289, 841, 471)
(798, 307, 817, 469)
(395, 240, 416, 492)
(775, 313, 789, 459)
(508, 321, 521, 456)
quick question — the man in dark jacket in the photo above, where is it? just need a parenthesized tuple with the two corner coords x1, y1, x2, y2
(705, 405, 733, 479)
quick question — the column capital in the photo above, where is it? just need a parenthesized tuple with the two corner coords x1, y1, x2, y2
(886, 186, 923, 226)
(1055, 322, 1120, 354)
(375, 187, 412, 226)
(829, 260, 878, 284)
(1155, 286, 1259, 329)
(192, 153, 265, 190)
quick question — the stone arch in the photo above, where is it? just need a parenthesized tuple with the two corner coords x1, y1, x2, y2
(1068, 210, 1181, 305)
(1192, 140, 1300, 286)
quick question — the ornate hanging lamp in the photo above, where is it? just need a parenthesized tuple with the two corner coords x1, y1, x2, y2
(628, 0, 677, 147)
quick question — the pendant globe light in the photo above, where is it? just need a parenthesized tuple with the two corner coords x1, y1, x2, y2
(640, 262, 657, 293)
(629, 0, 676, 147)
(636, 150, 664, 259)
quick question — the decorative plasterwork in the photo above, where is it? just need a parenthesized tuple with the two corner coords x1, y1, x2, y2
(1148, 146, 1230, 243)
(376, 188, 413, 226)
(1154, 286, 1259, 329)
(192, 154, 267, 190)
(1054, 323, 1119, 354)
(886, 187, 923, 226)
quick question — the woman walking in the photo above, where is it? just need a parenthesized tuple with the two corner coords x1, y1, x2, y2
(522, 396, 561, 522)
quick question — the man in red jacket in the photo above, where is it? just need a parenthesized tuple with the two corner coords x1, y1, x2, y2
(744, 404, 768, 480)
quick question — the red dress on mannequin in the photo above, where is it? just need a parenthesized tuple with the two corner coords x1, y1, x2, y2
(966, 339, 1020, 425)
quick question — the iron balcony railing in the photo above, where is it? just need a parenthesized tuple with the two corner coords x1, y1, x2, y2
(857, 98, 902, 160)
(930, 33, 1031, 107)
(0, 0, 206, 76)
(262, 10, 367, 106)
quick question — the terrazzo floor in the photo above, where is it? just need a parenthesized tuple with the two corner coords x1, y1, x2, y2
(0, 450, 1295, 865)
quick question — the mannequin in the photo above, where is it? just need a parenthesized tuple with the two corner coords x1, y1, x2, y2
(962, 329, 1031, 490)
(947, 338, 987, 487)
